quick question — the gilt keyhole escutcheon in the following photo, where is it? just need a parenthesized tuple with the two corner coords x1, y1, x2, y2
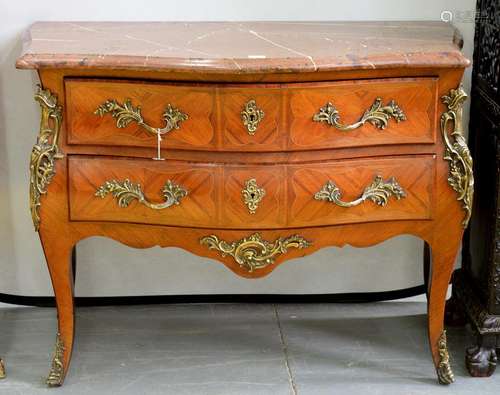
(242, 179, 266, 214)
(241, 100, 264, 135)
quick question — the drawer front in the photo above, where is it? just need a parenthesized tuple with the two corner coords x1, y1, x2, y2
(69, 156, 219, 227)
(219, 87, 284, 151)
(69, 157, 288, 228)
(66, 78, 436, 152)
(288, 156, 435, 227)
(66, 79, 216, 149)
(288, 78, 437, 149)
(221, 165, 287, 227)
(69, 155, 433, 229)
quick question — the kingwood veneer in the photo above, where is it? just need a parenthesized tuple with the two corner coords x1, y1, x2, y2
(16, 21, 472, 386)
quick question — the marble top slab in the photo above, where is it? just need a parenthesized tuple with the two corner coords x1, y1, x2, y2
(16, 21, 469, 74)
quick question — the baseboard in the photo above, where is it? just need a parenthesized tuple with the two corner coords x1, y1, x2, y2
(0, 284, 426, 308)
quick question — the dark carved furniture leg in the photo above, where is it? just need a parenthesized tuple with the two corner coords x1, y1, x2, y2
(466, 333, 498, 377)
(445, 271, 467, 327)
(451, 269, 500, 377)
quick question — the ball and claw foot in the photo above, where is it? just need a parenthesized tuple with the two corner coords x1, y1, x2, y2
(466, 341, 498, 377)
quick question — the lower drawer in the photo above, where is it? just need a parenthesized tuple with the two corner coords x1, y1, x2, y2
(287, 157, 435, 226)
(68, 155, 434, 228)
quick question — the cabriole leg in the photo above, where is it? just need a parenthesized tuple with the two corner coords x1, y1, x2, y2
(39, 231, 75, 387)
(427, 241, 460, 385)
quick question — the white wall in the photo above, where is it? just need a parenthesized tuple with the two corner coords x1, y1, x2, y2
(0, 0, 476, 297)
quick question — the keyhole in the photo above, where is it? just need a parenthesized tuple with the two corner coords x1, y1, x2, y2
(250, 192, 256, 199)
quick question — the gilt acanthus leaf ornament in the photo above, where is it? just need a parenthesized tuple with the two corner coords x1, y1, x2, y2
(200, 233, 311, 272)
(94, 99, 188, 136)
(437, 331, 454, 385)
(46, 333, 65, 387)
(313, 98, 406, 131)
(441, 86, 474, 227)
(30, 86, 64, 231)
(314, 175, 406, 208)
(95, 179, 188, 210)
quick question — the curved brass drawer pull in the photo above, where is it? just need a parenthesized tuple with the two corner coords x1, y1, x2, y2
(94, 99, 188, 136)
(241, 99, 264, 135)
(200, 233, 311, 272)
(95, 179, 188, 210)
(313, 98, 406, 131)
(314, 175, 406, 208)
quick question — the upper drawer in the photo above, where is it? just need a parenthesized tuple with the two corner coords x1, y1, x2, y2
(287, 78, 437, 149)
(65, 77, 437, 152)
(66, 79, 216, 149)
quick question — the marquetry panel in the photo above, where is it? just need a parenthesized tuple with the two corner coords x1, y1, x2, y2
(69, 154, 434, 229)
(218, 87, 284, 150)
(287, 156, 435, 227)
(69, 156, 218, 227)
(221, 165, 286, 228)
(287, 78, 437, 149)
(66, 79, 216, 150)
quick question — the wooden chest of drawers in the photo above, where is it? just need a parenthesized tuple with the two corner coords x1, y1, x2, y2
(17, 21, 472, 386)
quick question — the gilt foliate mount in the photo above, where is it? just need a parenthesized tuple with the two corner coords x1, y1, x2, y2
(440, 86, 474, 228)
(314, 175, 406, 208)
(46, 333, 65, 387)
(437, 331, 454, 385)
(30, 86, 64, 231)
(94, 98, 188, 136)
(313, 98, 407, 131)
(200, 233, 311, 272)
(95, 179, 188, 210)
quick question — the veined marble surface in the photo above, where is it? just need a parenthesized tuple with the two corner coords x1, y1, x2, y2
(16, 21, 469, 73)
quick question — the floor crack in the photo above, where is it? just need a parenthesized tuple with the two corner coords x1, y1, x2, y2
(274, 304, 298, 395)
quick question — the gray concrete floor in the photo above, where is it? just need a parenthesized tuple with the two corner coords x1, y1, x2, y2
(0, 301, 496, 394)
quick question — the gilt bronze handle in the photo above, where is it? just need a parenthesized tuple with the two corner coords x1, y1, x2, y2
(95, 179, 187, 210)
(200, 233, 311, 272)
(314, 175, 406, 208)
(313, 98, 406, 131)
(94, 99, 188, 136)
